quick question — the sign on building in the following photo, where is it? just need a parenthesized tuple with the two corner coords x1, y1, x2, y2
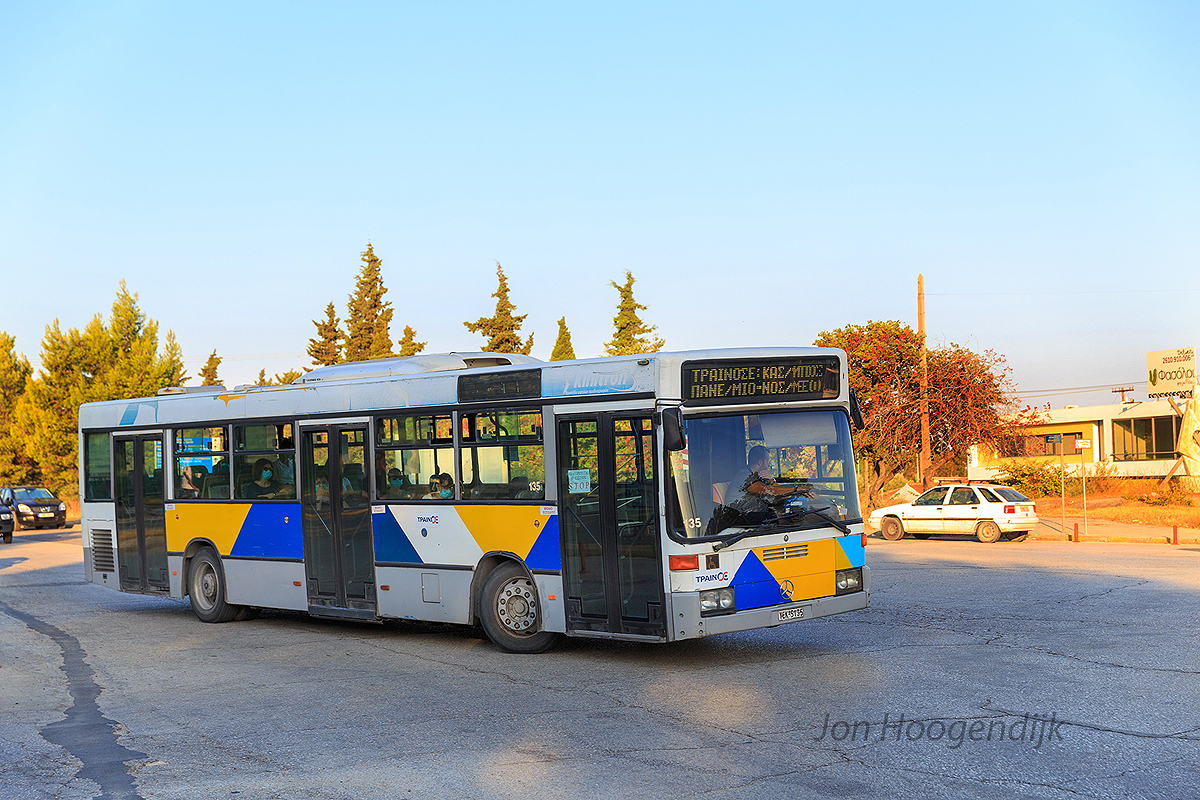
(1147, 348, 1196, 399)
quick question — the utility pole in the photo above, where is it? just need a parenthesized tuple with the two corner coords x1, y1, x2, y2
(918, 274, 931, 488)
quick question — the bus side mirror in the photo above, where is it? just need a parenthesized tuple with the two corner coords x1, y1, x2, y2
(849, 389, 864, 431)
(662, 408, 686, 452)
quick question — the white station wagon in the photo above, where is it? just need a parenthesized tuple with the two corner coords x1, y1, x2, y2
(869, 483, 1039, 543)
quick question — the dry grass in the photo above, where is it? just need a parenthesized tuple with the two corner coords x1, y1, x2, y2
(1031, 489, 1200, 530)
(1082, 504, 1200, 530)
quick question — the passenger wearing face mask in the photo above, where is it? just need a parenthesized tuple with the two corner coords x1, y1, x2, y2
(423, 473, 454, 500)
(243, 458, 285, 499)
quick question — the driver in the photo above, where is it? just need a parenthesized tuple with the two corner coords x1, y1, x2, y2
(727, 445, 802, 510)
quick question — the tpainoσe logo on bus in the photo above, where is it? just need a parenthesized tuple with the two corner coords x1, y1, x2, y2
(693, 570, 731, 590)
(416, 514, 439, 525)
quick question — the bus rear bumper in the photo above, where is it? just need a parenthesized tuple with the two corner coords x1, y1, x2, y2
(670, 566, 871, 641)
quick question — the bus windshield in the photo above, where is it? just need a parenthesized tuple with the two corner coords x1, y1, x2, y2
(667, 409, 860, 538)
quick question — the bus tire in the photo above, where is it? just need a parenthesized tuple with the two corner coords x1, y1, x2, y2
(233, 606, 261, 621)
(976, 521, 1002, 544)
(479, 562, 562, 654)
(880, 517, 904, 541)
(188, 547, 238, 623)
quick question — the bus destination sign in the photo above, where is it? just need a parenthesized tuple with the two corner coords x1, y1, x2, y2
(681, 357, 840, 406)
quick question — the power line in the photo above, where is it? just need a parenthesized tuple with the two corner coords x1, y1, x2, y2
(1015, 380, 1147, 399)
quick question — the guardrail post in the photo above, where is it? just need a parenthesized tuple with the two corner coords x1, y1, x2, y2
(1073, 523, 1079, 543)
(1174, 525, 1179, 546)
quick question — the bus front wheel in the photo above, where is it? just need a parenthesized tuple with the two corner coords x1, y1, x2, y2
(189, 547, 239, 623)
(480, 562, 562, 654)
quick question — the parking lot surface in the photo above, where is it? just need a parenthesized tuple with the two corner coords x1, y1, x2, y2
(1, 528, 1197, 799)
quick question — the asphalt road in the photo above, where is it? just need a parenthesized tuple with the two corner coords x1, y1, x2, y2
(1, 528, 1198, 800)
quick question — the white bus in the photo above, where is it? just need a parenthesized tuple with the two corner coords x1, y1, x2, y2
(78, 348, 869, 652)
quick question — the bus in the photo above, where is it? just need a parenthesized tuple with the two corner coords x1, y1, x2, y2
(78, 348, 869, 653)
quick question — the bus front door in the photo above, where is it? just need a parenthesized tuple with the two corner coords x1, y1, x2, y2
(113, 434, 169, 594)
(299, 425, 377, 620)
(558, 414, 666, 639)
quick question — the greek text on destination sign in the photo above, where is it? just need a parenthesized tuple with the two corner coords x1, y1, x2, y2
(681, 357, 840, 405)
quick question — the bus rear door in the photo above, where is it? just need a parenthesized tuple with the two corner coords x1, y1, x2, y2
(113, 433, 169, 593)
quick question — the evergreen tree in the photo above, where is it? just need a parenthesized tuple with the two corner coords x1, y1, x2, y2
(550, 317, 576, 361)
(344, 243, 394, 362)
(14, 284, 183, 497)
(396, 325, 426, 357)
(604, 271, 664, 356)
(199, 350, 222, 386)
(464, 263, 534, 354)
(274, 368, 305, 384)
(0, 332, 37, 485)
(308, 302, 344, 366)
(256, 369, 268, 385)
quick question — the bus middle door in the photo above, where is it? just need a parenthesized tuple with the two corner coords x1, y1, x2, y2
(299, 424, 377, 620)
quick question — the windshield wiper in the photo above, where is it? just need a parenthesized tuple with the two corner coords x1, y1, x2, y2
(710, 506, 851, 551)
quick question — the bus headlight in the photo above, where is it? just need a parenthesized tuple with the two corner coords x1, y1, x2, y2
(700, 587, 735, 616)
(835, 568, 862, 595)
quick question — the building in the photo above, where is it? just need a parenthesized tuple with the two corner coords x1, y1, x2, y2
(969, 398, 1192, 480)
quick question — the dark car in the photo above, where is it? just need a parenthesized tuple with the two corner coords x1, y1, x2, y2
(0, 486, 67, 534)
(0, 503, 12, 543)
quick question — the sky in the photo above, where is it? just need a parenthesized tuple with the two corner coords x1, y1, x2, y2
(2, 1, 1197, 406)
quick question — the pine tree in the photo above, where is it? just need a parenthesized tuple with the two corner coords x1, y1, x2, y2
(274, 368, 305, 384)
(0, 332, 37, 485)
(256, 369, 268, 385)
(308, 302, 344, 366)
(550, 317, 576, 361)
(14, 284, 183, 497)
(344, 243, 394, 362)
(200, 350, 222, 386)
(604, 271, 664, 356)
(396, 325, 426, 357)
(464, 263, 534, 354)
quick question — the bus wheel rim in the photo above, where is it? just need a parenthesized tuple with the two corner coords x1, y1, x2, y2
(496, 578, 536, 634)
(198, 566, 217, 609)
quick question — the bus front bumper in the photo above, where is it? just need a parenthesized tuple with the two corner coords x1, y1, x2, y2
(670, 565, 871, 641)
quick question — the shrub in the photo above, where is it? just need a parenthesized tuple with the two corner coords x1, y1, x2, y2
(996, 460, 1063, 498)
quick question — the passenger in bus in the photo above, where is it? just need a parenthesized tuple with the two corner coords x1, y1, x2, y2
(424, 473, 454, 500)
(314, 475, 330, 509)
(382, 467, 411, 500)
(243, 458, 288, 499)
(178, 465, 207, 498)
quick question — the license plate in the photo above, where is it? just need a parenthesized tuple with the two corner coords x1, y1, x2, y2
(777, 606, 808, 622)
(38, 512, 54, 518)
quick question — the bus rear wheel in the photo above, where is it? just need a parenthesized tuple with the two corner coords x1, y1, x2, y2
(189, 547, 239, 623)
(480, 562, 562, 654)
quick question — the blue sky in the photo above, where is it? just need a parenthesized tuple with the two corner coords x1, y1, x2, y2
(2, 1, 1197, 405)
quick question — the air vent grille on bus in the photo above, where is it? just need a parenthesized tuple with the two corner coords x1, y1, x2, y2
(91, 529, 115, 573)
(760, 544, 809, 561)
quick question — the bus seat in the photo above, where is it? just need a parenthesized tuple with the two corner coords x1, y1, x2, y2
(203, 475, 230, 499)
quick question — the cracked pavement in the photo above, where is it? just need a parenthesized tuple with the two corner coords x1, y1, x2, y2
(1, 530, 1197, 799)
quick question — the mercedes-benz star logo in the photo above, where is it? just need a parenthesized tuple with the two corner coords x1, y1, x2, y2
(780, 580, 794, 600)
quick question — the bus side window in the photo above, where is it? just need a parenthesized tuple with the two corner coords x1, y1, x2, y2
(84, 432, 113, 501)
